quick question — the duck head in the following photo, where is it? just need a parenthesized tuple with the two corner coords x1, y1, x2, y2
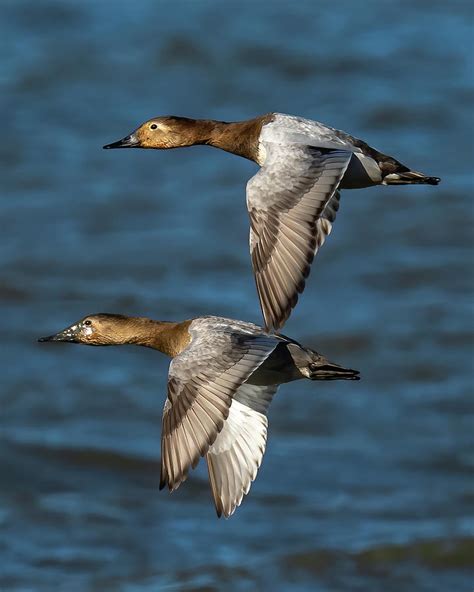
(38, 313, 132, 346)
(103, 116, 205, 150)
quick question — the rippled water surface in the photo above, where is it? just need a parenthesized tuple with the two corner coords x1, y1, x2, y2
(2, 1, 473, 590)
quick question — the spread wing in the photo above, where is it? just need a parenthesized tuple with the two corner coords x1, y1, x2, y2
(247, 145, 352, 332)
(206, 383, 279, 518)
(160, 329, 277, 492)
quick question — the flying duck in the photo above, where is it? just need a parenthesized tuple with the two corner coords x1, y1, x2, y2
(39, 313, 359, 517)
(104, 112, 440, 332)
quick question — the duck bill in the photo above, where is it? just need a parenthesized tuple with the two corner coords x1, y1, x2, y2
(311, 359, 360, 381)
(38, 324, 80, 343)
(103, 133, 139, 149)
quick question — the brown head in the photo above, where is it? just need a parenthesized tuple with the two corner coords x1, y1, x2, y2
(103, 116, 215, 150)
(103, 113, 274, 162)
(38, 313, 192, 356)
(38, 314, 141, 346)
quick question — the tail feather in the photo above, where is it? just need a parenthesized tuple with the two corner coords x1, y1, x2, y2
(307, 361, 360, 381)
(383, 170, 441, 186)
(298, 348, 360, 381)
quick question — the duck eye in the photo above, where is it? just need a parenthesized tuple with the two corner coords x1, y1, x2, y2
(150, 123, 158, 130)
(84, 320, 92, 327)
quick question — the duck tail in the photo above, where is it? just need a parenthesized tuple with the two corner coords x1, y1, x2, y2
(300, 348, 360, 381)
(382, 170, 441, 186)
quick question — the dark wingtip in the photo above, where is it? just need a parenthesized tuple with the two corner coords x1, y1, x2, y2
(159, 470, 166, 490)
(426, 176, 441, 185)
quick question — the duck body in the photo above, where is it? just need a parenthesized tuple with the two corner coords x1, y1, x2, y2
(259, 113, 414, 188)
(104, 112, 440, 333)
(40, 313, 359, 517)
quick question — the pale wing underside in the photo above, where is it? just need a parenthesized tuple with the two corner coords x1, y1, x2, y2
(247, 145, 351, 331)
(160, 330, 277, 492)
(206, 384, 279, 518)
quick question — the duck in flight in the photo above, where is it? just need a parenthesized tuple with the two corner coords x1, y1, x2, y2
(39, 313, 359, 517)
(104, 113, 440, 332)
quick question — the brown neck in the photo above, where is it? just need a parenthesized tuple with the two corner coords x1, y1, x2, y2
(185, 114, 274, 162)
(124, 318, 192, 357)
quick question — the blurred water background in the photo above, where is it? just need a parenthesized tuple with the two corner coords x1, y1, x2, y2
(1, 0, 473, 590)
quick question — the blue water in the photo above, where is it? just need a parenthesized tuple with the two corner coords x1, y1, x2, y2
(1, 1, 473, 590)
